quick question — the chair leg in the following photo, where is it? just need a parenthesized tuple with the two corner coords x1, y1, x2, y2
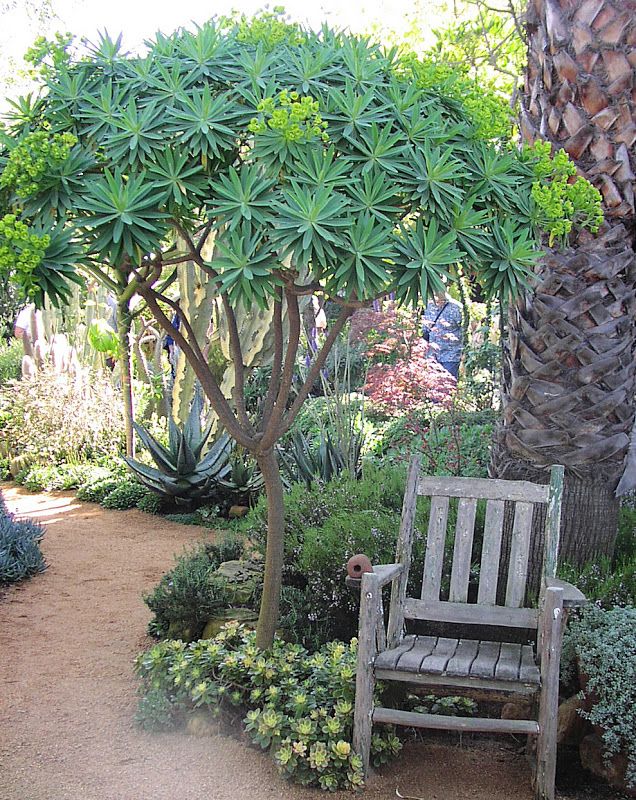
(353, 655, 375, 778)
(535, 587, 564, 800)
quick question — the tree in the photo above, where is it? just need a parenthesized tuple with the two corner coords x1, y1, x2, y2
(0, 13, 599, 647)
(489, 0, 636, 573)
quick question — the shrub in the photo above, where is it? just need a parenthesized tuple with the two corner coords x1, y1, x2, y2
(101, 481, 148, 510)
(0, 492, 46, 583)
(136, 491, 164, 515)
(20, 462, 109, 492)
(0, 338, 22, 385)
(77, 476, 123, 504)
(144, 537, 246, 640)
(0, 366, 125, 467)
(562, 606, 636, 788)
(135, 623, 401, 790)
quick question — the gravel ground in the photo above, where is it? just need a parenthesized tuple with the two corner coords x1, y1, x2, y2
(0, 484, 598, 800)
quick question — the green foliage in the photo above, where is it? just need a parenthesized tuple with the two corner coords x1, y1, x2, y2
(377, 408, 496, 477)
(20, 462, 108, 492)
(279, 429, 363, 488)
(76, 475, 123, 503)
(409, 693, 477, 717)
(562, 606, 636, 787)
(0, 491, 46, 583)
(136, 491, 164, 515)
(0, 366, 125, 468)
(124, 397, 232, 502)
(0, 214, 49, 300)
(522, 141, 603, 246)
(101, 481, 148, 510)
(143, 537, 246, 640)
(135, 623, 401, 789)
(0, 339, 23, 384)
(87, 318, 118, 357)
(0, 16, 590, 316)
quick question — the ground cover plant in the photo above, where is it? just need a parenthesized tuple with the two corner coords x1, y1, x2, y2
(0, 11, 602, 647)
(135, 622, 401, 790)
(0, 489, 46, 583)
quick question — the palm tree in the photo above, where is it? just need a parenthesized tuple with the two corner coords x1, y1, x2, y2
(491, 0, 636, 571)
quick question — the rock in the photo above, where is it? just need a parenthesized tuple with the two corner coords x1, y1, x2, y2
(213, 559, 263, 605)
(186, 710, 219, 737)
(202, 607, 259, 639)
(228, 505, 249, 518)
(579, 733, 636, 797)
(501, 701, 532, 720)
(557, 695, 589, 745)
(166, 621, 193, 641)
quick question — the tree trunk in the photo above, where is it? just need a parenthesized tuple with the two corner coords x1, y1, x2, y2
(255, 448, 285, 650)
(492, 0, 636, 571)
(117, 299, 135, 458)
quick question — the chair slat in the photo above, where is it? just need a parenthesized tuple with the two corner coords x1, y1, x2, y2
(374, 636, 416, 670)
(519, 644, 540, 684)
(421, 496, 449, 601)
(396, 635, 437, 672)
(418, 476, 549, 503)
(505, 502, 534, 607)
(419, 637, 459, 674)
(495, 642, 523, 681)
(471, 641, 501, 678)
(449, 498, 477, 603)
(477, 499, 505, 605)
(446, 638, 480, 677)
(403, 598, 539, 629)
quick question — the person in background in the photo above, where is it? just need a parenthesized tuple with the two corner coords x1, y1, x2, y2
(422, 290, 463, 379)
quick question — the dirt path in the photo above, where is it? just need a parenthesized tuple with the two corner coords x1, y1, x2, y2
(0, 485, 540, 800)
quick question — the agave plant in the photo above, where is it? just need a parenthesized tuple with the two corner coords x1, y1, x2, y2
(279, 430, 363, 489)
(124, 397, 232, 502)
(218, 446, 265, 502)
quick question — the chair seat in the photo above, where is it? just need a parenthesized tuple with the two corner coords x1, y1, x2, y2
(374, 635, 541, 686)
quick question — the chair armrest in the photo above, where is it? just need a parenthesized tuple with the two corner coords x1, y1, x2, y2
(372, 563, 404, 588)
(545, 577, 587, 608)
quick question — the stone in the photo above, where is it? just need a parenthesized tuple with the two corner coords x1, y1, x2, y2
(186, 709, 219, 737)
(557, 695, 589, 745)
(202, 607, 259, 640)
(228, 505, 249, 518)
(579, 733, 636, 797)
(213, 559, 263, 605)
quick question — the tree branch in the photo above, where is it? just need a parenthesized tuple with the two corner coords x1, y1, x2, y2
(221, 294, 254, 435)
(278, 304, 353, 439)
(260, 289, 284, 431)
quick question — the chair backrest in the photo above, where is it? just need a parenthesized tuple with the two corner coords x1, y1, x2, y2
(386, 458, 564, 644)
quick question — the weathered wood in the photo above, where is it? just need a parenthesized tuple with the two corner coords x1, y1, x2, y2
(373, 707, 540, 735)
(505, 501, 534, 607)
(386, 455, 421, 649)
(477, 499, 505, 605)
(419, 637, 459, 674)
(545, 577, 586, 608)
(418, 476, 549, 503)
(542, 466, 564, 586)
(353, 571, 379, 778)
(374, 668, 539, 695)
(373, 563, 403, 587)
(376, 592, 386, 653)
(373, 635, 416, 670)
(420, 495, 449, 601)
(403, 598, 539, 628)
(449, 498, 477, 602)
(520, 644, 541, 684)
(395, 635, 437, 672)
(471, 641, 502, 678)
(535, 587, 564, 800)
(446, 638, 480, 677)
(495, 642, 523, 681)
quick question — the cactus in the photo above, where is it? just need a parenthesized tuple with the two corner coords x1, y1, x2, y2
(124, 395, 233, 502)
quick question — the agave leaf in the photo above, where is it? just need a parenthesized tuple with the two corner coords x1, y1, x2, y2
(132, 422, 178, 476)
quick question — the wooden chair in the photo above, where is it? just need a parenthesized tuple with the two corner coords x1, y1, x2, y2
(351, 457, 584, 800)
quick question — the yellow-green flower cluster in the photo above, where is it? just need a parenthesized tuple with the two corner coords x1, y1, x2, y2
(233, 8, 306, 50)
(524, 141, 604, 246)
(1, 131, 77, 198)
(249, 90, 328, 144)
(0, 214, 49, 296)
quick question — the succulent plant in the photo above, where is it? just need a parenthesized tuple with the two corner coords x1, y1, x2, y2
(124, 396, 232, 502)
(279, 430, 363, 488)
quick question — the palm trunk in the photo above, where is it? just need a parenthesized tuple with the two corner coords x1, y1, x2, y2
(492, 0, 636, 574)
(255, 448, 285, 649)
